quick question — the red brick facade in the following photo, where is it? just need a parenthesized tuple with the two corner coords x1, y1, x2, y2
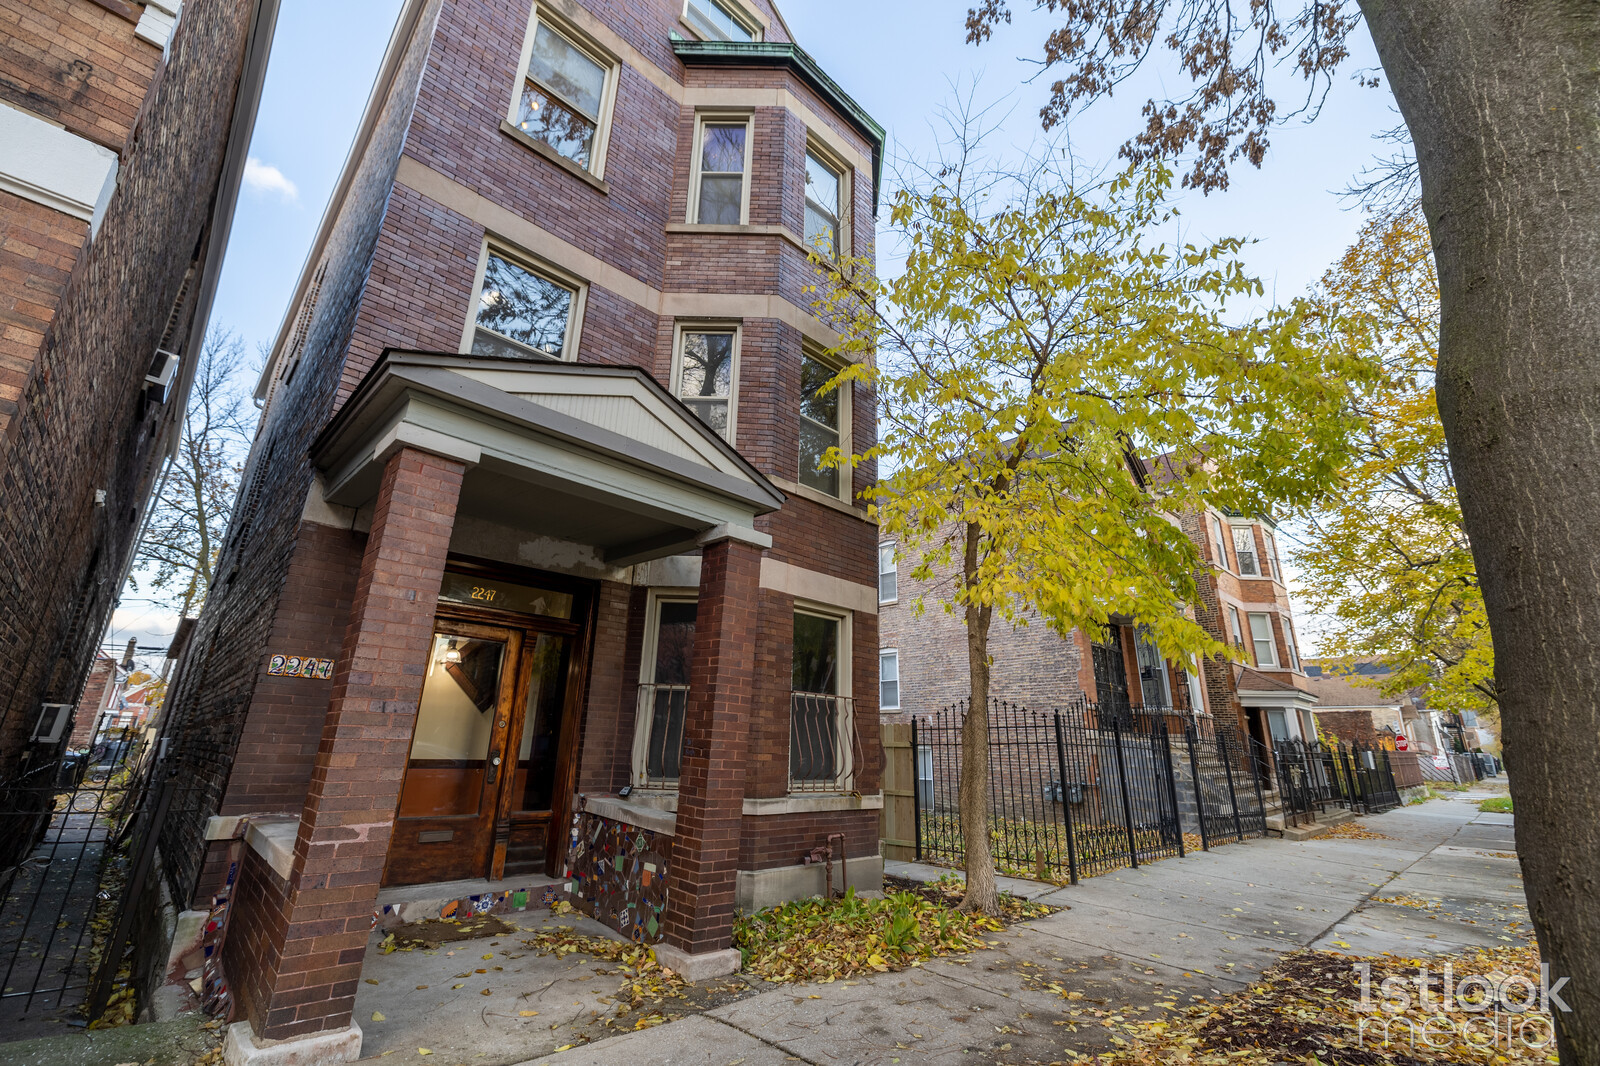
(156, 0, 887, 1046)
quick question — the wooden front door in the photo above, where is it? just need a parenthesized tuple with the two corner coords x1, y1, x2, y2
(385, 610, 582, 886)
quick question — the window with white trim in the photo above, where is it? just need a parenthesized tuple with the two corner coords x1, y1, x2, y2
(632, 594, 696, 787)
(1228, 606, 1246, 652)
(916, 745, 933, 809)
(690, 115, 751, 225)
(1248, 613, 1278, 668)
(509, 14, 616, 174)
(1232, 525, 1260, 577)
(684, 0, 760, 41)
(878, 541, 897, 604)
(1133, 627, 1171, 708)
(799, 352, 849, 497)
(1283, 616, 1301, 672)
(791, 607, 851, 789)
(1210, 514, 1231, 571)
(804, 148, 843, 257)
(1186, 654, 1206, 712)
(672, 326, 738, 439)
(1262, 528, 1282, 581)
(879, 649, 899, 710)
(469, 246, 582, 360)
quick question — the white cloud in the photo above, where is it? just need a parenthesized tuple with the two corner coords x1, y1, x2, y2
(243, 156, 298, 201)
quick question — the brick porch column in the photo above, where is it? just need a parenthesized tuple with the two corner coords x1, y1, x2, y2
(656, 527, 767, 979)
(247, 446, 466, 1043)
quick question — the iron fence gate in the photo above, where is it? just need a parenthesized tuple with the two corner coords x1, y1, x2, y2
(1269, 737, 1404, 825)
(0, 715, 187, 1037)
(911, 699, 1267, 884)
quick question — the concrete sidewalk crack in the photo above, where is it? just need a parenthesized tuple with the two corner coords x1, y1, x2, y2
(703, 1013, 826, 1065)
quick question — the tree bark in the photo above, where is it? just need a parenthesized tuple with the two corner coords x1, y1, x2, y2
(959, 520, 1001, 914)
(1360, 2, 1600, 1058)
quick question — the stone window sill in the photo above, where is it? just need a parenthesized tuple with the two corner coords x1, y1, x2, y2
(500, 121, 610, 194)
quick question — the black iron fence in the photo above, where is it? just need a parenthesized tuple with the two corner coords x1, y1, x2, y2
(0, 719, 190, 1036)
(912, 700, 1267, 884)
(1268, 738, 1403, 826)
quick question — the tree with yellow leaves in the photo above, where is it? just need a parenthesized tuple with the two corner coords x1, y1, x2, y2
(809, 120, 1377, 914)
(1294, 210, 1494, 723)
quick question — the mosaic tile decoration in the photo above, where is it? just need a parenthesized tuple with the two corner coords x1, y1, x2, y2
(372, 883, 563, 926)
(565, 810, 672, 943)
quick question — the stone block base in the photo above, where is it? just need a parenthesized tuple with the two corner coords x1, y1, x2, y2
(651, 944, 741, 982)
(223, 1021, 363, 1066)
(734, 854, 884, 913)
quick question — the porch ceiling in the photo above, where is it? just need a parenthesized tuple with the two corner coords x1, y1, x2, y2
(312, 352, 785, 565)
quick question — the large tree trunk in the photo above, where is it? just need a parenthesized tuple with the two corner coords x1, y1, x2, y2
(959, 521, 1001, 914)
(1360, 2, 1600, 1059)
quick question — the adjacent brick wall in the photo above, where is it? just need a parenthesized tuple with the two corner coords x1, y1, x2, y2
(69, 654, 116, 747)
(0, 0, 256, 792)
(0, 0, 160, 151)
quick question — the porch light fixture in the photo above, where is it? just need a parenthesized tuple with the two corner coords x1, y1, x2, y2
(443, 639, 462, 665)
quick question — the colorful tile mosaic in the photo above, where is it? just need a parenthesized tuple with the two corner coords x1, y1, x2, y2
(565, 810, 672, 944)
(371, 883, 563, 926)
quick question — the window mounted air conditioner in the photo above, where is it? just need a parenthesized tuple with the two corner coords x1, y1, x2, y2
(145, 349, 180, 403)
(32, 703, 73, 744)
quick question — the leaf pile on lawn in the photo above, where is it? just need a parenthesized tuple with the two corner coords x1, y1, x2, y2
(520, 924, 687, 1028)
(734, 886, 1049, 984)
(1048, 945, 1555, 1065)
(1323, 821, 1396, 840)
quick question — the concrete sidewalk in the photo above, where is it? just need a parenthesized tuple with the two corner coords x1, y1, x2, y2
(511, 784, 1522, 1066)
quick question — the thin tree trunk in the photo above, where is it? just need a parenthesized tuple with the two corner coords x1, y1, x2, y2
(959, 520, 1000, 914)
(1361, 2, 1600, 1059)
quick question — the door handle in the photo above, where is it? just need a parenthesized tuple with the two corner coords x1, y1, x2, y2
(487, 753, 502, 785)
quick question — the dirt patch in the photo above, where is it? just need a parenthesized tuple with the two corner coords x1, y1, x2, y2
(383, 914, 517, 950)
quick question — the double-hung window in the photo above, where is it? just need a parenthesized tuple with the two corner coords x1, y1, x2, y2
(804, 149, 843, 257)
(1262, 528, 1282, 581)
(634, 596, 696, 787)
(878, 542, 897, 604)
(673, 327, 737, 439)
(1283, 617, 1301, 671)
(691, 117, 750, 225)
(1228, 605, 1246, 652)
(1210, 514, 1231, 571)
(1248, 613, 1279, 668)
(684, 0, 759, 41)
(792, 609, 850, 789)
(1133, 627, 1171, 709)
(799, 354, 846, 497)
(513, 18, 612, 173)
(1232, 525, 1260, 577)
(879, 649, 900, 710)
(470, 247, 581, 360)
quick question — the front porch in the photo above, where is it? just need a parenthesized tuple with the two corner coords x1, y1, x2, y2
(216, 352, 881, 1058)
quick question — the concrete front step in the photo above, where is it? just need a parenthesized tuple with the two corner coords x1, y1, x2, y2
(373, 875, 565, 928)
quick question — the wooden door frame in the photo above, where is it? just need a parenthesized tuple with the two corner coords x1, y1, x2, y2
(430, 557, 597, 880)
(384, 620, 523, 887)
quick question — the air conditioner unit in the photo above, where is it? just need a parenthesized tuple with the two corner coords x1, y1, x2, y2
(145, 349, 180, 403)
(32, 703, 73, 744)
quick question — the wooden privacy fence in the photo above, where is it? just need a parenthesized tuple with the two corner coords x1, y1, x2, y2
(881, 723, 918, 861)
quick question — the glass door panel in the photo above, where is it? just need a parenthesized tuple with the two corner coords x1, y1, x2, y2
(399, 634, 507, 817)
(513, 633, 571, 813)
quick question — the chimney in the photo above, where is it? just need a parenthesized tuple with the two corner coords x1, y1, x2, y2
(122, 638, 137, 669)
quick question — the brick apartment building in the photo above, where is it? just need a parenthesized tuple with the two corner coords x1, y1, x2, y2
(1182, 506, 1318, 748)
(877, 501, 1316, 745)
(152, 0, 885, 1056)
(0, 0, 276, 833)
(876, 535, 1212, 726)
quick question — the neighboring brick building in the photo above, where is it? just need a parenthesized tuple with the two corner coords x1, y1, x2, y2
(1179, 505, 1318, 749)
(0, 0, 276, 825)
(153, 1, 885, 1055)
(875, 535, 1207, 723)
(69, 652, 120, 748)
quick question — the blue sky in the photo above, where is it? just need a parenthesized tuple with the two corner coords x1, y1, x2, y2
(108, 0, 1402, 659)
